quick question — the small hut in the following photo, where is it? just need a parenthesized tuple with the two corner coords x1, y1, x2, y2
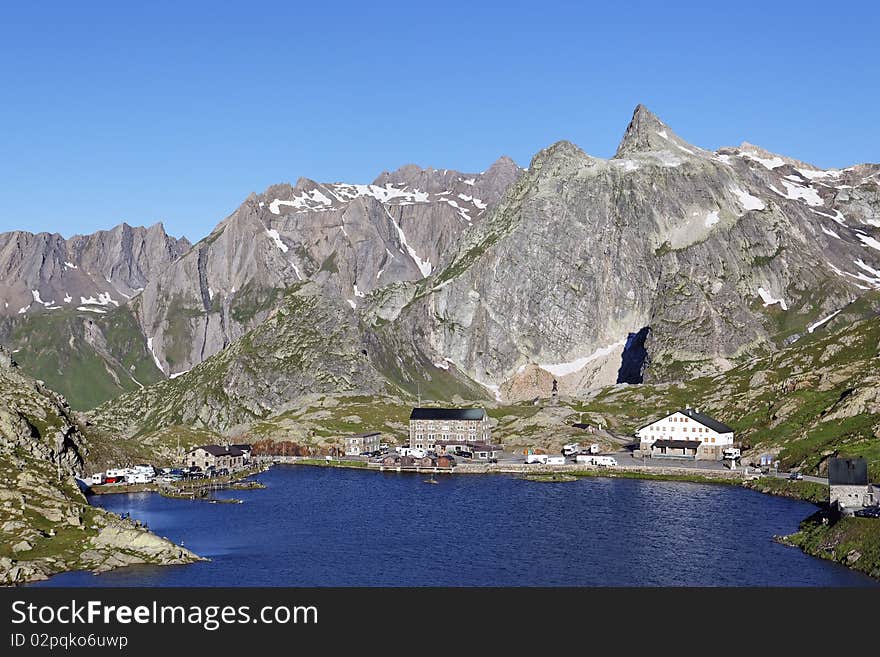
(437, 455, 456, 469)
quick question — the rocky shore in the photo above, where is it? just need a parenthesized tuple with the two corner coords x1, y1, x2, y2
(0, 345, 202, 586)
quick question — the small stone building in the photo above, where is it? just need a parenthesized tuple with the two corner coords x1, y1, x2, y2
(187, 445, 246, 471)
(829, 457, 876, 511)
(344, 432, 381, 456)
(434, 440, 501, 460)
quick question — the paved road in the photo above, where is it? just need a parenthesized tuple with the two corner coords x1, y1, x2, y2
(354, 448, 830, 485)
(767, 470, 828, 485)
(494, 450, 829, 484)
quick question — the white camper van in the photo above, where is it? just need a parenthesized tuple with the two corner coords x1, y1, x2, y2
(545, 456, 566, 466)
(723, 447, 741, 460)
(562, 443, 580, 457)
(526, 454, 549, 464)
(575, 454, 617, 467)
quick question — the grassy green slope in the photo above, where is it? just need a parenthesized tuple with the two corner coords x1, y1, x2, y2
(6, 306, 164, 410)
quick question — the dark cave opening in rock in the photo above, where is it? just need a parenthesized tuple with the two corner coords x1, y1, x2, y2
(617, 326, 651, 384)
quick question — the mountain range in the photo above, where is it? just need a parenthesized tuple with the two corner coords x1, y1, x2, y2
(0, 105, 878, 444)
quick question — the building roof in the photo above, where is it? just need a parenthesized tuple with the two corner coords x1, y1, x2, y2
(679, 409, 734, 433)
(639, 408, 733, 434)
(195, 444, 245, 457)
(230, 444, 252, 451)
(345, 432, 381, 440)
(828, 457, 869, 486)
(651, 439, 702, 449)
(409, 407, 487, 421)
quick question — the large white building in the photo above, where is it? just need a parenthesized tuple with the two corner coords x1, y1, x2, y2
(636, 408, 734, 460)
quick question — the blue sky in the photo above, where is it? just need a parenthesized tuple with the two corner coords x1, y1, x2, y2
(1, 1, 878, 241)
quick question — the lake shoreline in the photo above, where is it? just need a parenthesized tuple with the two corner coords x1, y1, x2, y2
(31, 460, 876, 586)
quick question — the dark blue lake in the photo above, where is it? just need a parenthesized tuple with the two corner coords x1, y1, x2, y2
(36, 466, 877, 586)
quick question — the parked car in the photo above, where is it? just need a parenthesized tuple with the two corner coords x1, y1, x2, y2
(788, 472, 804, 480)
(855, 507, 880, 518)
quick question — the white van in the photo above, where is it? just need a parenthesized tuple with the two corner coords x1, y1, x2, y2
(526, 454, 548, 464)
(593, 456, 617, 468)
(545, 456, 566, 466)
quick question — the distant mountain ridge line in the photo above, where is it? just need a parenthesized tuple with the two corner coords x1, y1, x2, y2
(0, 104, 878, 420)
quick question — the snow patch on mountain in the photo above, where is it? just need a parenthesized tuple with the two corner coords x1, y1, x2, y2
(857, 233, 880, 252)
(146, 337, 164, 372)
(757, 286, 788, 310)
(387, 210, 432, 277)
(810, 208, 847, 226)
(769, 180, 824, 207)
(821, 225, 841, 239)
(265, 229, 289, 253)
(807, 310, 842, 333)
(539, 340, 627, 377)
(729, 185, 766, 212)
(740, 152, 785, 169)
(79, 292, 117, 307)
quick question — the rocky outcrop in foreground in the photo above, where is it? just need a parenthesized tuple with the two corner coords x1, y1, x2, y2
(0, 345, 200, 585)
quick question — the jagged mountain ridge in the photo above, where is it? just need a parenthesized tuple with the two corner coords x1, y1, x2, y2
(89, 105, 880, 438)
(370, 105, 880, 401)
(0, 222, 190, 317)
(134, 158, 521, 376)
(0, 160, 521, 406)
(0, 223, 190, 409)
(4, 105, 879, 428)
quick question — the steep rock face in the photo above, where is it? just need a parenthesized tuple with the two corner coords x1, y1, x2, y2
(0, 345, 87, 471)
(136, 159, 522, 375)
(0, 222, 190, 318)
(374, 106, 880, 402)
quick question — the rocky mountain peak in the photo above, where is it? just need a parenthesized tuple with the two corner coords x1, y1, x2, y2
(528, 140, 590, 172)
(614, 104, 695, 157)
